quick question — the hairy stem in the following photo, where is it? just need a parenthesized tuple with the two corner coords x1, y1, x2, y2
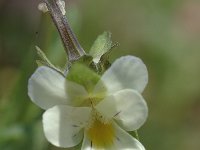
(44, 0, 85, 62)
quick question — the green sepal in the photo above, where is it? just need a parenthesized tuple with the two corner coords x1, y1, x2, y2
(96, 42, 119, 74)
(73, 54, 102, 74)
(67, 63, 101, 93)
(76, 55, 93, 66)
(36, 60, 45, 67)
(89, 31, 112, 63)
(36, 46, 53, 66)
(35, 46, 63, 74)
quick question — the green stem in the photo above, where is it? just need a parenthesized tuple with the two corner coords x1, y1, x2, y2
(134, 130, 140, 141)
(44, 0, 85, 62)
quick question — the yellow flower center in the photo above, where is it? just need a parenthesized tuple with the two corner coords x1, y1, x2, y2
(86, 112, 115, 149)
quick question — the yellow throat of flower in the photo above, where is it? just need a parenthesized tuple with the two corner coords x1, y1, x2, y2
(86, 112, 115, 149)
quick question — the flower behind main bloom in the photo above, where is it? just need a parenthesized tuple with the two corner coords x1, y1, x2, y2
(28, 56, 148, 150)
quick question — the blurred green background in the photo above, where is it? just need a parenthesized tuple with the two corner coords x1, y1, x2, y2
(1, 0, 200, 149)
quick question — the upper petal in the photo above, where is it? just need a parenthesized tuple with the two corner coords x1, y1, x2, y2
(81, 123, 145, 150)
(28, 66, 68, 109)
(43, 105, 91, 148)
(96, 89, 148, 131)
(98, 56, 148, 94)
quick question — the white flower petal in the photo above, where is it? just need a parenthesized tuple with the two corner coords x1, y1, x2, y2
(112, 123, 146, 150)
(96, 89, 148, 131)
(43, 105, 91, 148)
(98, 56, 148, 94)
(28, 66, 68, 109)
(81, 123, 145, 150)
(81, 132, 93, 150)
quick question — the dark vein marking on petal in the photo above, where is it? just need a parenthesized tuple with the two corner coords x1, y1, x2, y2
(90, 141, 93, 149)
(113, 111, 122, 117)
(116, 136, 120, 141)
(73, 133, 77, 137)
(72, 124, 79, 127)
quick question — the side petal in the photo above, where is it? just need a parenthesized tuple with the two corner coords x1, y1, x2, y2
(96, 89, 148, 131)
(43, 105, 91, 148)
(28, 66, 68, 109)
(99, 56, 148, 94)
(81, 123, 145, 150)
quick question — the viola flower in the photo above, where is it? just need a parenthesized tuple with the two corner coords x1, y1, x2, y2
(28, 56, 148, 150)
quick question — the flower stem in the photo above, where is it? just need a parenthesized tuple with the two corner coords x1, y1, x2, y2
(44, 0, 85, 62)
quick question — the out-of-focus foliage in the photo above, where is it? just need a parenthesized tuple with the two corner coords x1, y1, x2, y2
(0, 0, 200, 150)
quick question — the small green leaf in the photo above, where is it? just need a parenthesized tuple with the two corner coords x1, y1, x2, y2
(36, 60, 45, 67)
(100, 42, 119, 62)
(35, 46, 52, 66)
(67, 63, 100, 93)
(89, 31, 112, 63)
(97, 60, 111, 74)
(95, 42, 119, 74)
(35, 46, 63, 74)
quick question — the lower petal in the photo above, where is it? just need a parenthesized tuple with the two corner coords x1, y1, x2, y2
(43, 105, 91, 148)
(81, 123, 145, 150)
(111, 123, 145, 150)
